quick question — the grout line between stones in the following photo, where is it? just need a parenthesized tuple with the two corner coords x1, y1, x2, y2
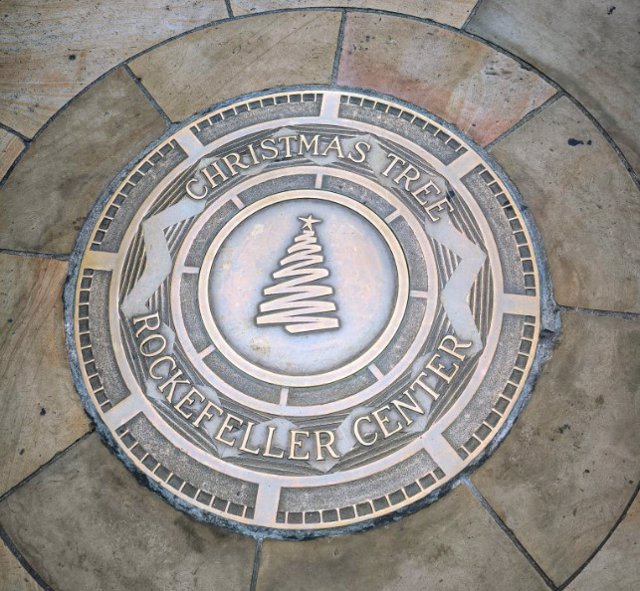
(0, 120, 31, 144)
(0, 430, 94, 506)
(330, 10, 347, 85)
(485, 92, 563, 150)
(463, 477, 558, 590)
(249, 538, 263, 591)
(0, 528, 54, 591)
(558, 304, 640, 321)
(123, 64, 173, 126)
(0, 247, 69, 261)
(556, 482, 640, 590)
(461, 0, 485, 31)
(225, 0, 234, 19)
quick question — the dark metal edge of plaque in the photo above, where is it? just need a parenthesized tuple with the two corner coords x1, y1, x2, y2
(63, 84, 561, 540)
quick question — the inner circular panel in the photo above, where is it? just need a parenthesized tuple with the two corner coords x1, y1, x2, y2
(199, 190, 410, 386)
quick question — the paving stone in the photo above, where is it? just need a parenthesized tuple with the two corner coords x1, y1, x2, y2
(337, 13, 556, 146)
(566, 493, 640, 591)
(0, 69, 167, 255)
(231, 0, 476, 27)
(256, 486, 548, 591)
(0, 128, 24, 180)
(490, 97, 640, 313)
(0, 539, 39, 591)
(472, 311, 640, 585)
(0, 0, 228, 138)
(466, 0, 640, 173)
(0, 255, 91, 497)
(130, 11, 341, 121)
(0, 434, 256, 591)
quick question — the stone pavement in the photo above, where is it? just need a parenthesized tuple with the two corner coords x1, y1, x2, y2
(0, 2, 638, 590)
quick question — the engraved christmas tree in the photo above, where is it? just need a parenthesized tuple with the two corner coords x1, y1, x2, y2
(256, 215, 340, 335)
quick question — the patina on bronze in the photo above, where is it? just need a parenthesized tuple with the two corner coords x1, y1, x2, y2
(66, 89, 545, 536)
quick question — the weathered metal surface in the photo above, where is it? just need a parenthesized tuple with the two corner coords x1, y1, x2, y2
(67, 89, 544, 536)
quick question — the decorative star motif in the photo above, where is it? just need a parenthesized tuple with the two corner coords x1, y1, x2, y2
(298, 214, 321, 230)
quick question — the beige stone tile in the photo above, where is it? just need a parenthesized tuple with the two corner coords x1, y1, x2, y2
(0, 434, 256, 591)
(466, 0, 640, 173)
(0, 540, 39, 591)
(131, 11, 341, 121)
(490, 97, 640, 313)
(257, 486, 548, 591)
(0, 0, 229, 138)
(231, 0, 476, 27)
(0, 129, 24, 180)
(337, 13, 556, 146)
(566, 494, 640, 591)
(0, 68, 167, 255)
(0, 255, 91, 496)
(472, 311, 640, 585)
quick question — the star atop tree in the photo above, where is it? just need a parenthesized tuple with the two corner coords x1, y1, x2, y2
(298, 214, 321, 231)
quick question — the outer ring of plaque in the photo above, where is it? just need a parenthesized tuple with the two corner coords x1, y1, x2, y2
(64, 86, 558, 539)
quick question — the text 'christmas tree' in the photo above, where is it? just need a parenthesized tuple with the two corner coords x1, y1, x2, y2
(256, 215, 340, 335)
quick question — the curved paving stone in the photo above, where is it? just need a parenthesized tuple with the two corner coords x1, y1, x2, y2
(0, 69, 167, 255)
(230, 0, 476, 26)
(566, 493, 640, 590)
(0, 539, 39, 591)
(0, 128, 24, 180)
(472, 311, 640, 585)
(490, 97, 640, 313)
(0, 0, 228, 138)
(130, 11, 341, 121)
(466, 0, 640, 173)
(337, 13, 556, 146)
(0, 434, 256, 591)
(256, 486, 548, 591)
(0, 255, 90, 497)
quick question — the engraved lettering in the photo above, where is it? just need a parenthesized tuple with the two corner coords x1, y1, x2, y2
(139, 333, 167, 357)
(263, 425, 285, 458)
(288, 430, 311, 460)
(425, 197, 453, 222)
(390, 391, 425, 425)
(202, 160, 228, 188)
(353, 416, 378, 446)
(347, 140, 371, 163)
(215, 413, 244, 447)
(239, 421, 261, 455)
(132, 312, 161, 338)
(372, 405, 403, 438)
(158, 368, 190, 403)
(174, 387, 205, 420)
(314, 430, 339, 460)
(193, 400, 223, 428)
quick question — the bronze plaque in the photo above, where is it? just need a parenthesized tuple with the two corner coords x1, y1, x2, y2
(66, 89, 546, 535)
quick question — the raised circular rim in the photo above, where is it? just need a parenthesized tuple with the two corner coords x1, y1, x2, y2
(63, 85, 557, 539)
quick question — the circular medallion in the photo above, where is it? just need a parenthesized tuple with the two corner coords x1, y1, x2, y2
(67, 88, 544, 535)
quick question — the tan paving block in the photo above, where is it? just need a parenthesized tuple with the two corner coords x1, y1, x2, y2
(0, 434, 256, 591)
(466, 0, 640, 173)
(0, 255, 91, 497)
(566, 493, 640, 591)
(0, 0, 228, 138)
(337, 13, 556, 146)
(0, 68, 167, 255)
(0, 540, 39, 591)
(0, 129, 24, 180)
(472, 311, 640, 585)
(131, 11, 341, 121)
(231, 0, 476, 27)
(256, 486, 548, 591)
(490, 97, 640, 313)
